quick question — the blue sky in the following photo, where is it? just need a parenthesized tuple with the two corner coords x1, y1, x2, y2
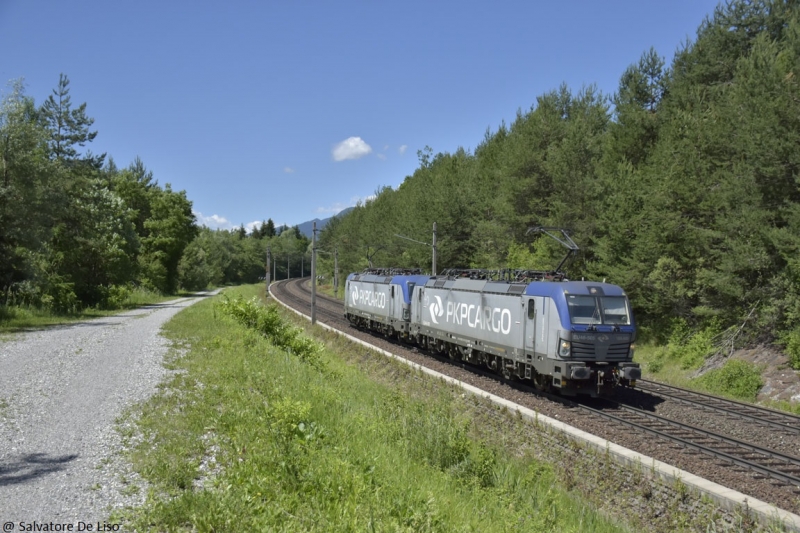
(1, 1, 720, 231)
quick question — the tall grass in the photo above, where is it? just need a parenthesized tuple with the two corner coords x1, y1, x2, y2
(122, 284, 628, 532)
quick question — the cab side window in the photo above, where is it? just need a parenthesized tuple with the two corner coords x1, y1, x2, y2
(527, 300, 535, 319)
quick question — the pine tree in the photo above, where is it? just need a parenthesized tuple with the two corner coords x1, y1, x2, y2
(39, 73, 104, 167)
(264, 218, 276, 238)
(250, 221, 263, 239)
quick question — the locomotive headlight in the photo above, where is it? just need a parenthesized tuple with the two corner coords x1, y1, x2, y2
(559, 340, 571, 358)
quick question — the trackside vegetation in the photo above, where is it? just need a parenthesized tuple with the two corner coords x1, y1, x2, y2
(120, 285, 628, 532)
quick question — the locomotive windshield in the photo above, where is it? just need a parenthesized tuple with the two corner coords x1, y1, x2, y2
(567, 295, 630, 325)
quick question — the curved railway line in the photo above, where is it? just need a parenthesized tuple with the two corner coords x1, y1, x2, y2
(270, 277, 800, 516)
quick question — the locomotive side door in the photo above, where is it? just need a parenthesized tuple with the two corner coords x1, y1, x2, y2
(524, 297, 535, 353)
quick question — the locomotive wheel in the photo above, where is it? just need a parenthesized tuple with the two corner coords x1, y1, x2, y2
(447, 344, 459, 361)
(533, 373, 551, 393)
(501, 360, 512, 381)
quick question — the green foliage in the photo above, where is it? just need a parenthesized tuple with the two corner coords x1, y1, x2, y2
(779, 328, 800, 370)
(645, 347, 667, 374)
(0, 80, 55, 291)
(0, 284, 170, 330)
(39, 73, 103, 165)
(263, 218, 276, 238)
(140, 184, 197, 293)
(663, 318, 722, 370)
(0, 76, 198, 314)
(692, 359, 764, 402)
(51, 178, 139, 304)
(216, 295, 323, 369)
(183, 230, 252, 289)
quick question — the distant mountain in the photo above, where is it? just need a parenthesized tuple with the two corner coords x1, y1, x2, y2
(296, 207, 354, 238)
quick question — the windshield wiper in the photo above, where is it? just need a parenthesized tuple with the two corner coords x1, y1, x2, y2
(588, 304, 600, 330)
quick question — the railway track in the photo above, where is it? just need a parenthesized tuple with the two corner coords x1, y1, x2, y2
(580, 401, 800, 488)
(269, 277, 345, 326)
(636, 378, 800, 435)
(270, 277, 800, 510)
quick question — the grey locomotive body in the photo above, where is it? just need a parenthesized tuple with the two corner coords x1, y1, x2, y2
(344, 270, 640, 397)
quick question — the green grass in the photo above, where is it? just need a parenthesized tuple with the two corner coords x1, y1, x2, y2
(0, 287, 184, 332)
(120, 284, 629, 532)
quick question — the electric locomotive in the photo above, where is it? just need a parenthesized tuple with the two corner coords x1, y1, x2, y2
(343, 229, 640, 397)
(344, 268, 430, 338)
(345, 267, 640, 397)
(410, 271, 639, 397)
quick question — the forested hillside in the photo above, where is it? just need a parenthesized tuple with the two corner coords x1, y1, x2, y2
(0, 74, 309, 313)
(318, 0, 800, 347)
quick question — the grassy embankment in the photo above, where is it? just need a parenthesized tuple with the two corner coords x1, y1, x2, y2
(0, 288, 184, 332)
(119, 283, 629, 532)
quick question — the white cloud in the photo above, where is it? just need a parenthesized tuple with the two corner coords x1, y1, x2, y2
(383, 145, 389, 151)
(332, 136, 372, 161)
(316, 203, 348, 215)
(398, 144, 408, 155)
(194, 210, 234, 230)
(245, 220, 262, 233)
(284, 167, 295, 173)
(376, 153, 386, 160)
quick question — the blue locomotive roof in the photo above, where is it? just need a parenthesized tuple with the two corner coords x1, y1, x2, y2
(523, 281, 627, 298)
(524, 281, 634, 332)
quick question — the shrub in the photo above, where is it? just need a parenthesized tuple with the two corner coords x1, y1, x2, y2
(216, 295, 324, 369)
(665, 318, 722, 370)
(692, 359, 763, 402)
(102, 284, 133, 309)
(647, 347, 668, 373)
(780, 328, 800, 370)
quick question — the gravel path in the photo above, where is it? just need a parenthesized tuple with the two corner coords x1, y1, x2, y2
(0, 293, 216, 527)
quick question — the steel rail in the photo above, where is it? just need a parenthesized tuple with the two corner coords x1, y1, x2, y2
(271, 278, 343, 324)
(637, 379, 800, 434)
(580, 403, 800, 488)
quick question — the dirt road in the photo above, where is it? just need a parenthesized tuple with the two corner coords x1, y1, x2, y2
(0, 293, 216, 528)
